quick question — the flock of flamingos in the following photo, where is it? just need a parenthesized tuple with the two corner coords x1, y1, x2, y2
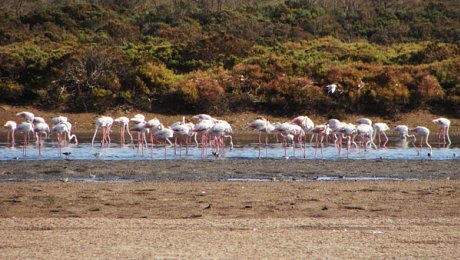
(2, 111, 453, 159)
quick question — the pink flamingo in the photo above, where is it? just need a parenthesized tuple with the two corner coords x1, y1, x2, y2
(327, 119, 346, 145)
(4, 121, 17, 145)
(34, 122, 50, 156)
(274, 122, 305, 158)
(171, 117, 195, 157)
(410, 126, 432, 156)
(16, 111, 35, 122)
(246, 117, 275, 159)
(356, 124, 377, 151)
(51, 123, 68, 157)
(144, 118, 163, 157)
(193, 118, 215, 158)
(311, 124, 328, 158)
(291, 116, 315, 142)
(432, 118, 451, 145)
(373, 123, 390, 147)
(193, 114, 213, 121)
(356, 118, 372, 126)
(16, 122, 34, 157)
(337, 123, 357, 158)
(130, 122, 149, 155)
(114, 117, 133, 145)
(153, 124, 174, 159)
(208, 120, 233, 157)
(130, 114, 147, 146)
(91, 116, 113, 147)
(51, 116, 68, 125)
(393, 125, 411, 140)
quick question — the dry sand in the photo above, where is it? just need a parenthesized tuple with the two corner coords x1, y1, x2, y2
(0, 160, 459, 259)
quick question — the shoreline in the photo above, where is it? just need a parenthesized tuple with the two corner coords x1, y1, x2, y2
(0, 159, 458, 182)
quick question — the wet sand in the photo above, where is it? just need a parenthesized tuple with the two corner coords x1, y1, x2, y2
(0, 160, 459, 258)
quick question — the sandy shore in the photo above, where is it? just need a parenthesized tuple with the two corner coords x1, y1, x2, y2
(0, 160, 459, 258)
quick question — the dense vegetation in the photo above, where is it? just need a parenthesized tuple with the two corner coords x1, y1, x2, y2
(1, 0, 459, 118)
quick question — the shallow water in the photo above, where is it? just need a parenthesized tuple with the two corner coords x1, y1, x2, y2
(0, 133, 459, 161)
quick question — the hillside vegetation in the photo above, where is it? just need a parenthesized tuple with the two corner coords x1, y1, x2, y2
(1, 0, 459, 118)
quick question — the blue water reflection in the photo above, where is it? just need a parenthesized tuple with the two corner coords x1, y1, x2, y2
(0, 133, 459, 160)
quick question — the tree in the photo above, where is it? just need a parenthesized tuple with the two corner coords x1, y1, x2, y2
(53, 47, 118, 111)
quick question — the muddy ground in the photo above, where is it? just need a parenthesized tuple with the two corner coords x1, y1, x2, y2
(0, 160, 459, 258)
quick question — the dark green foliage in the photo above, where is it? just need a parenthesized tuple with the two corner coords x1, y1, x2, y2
(0, 0, 460, 117)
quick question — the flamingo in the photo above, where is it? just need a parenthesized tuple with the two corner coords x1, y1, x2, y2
(393, 125, 411, 140)
(130, 114, 147, 146)
(373, 123, 390, 147)
(311, 124, 329, 158)
(4, 121, 17, 145)
(171, 117, 195, 157)
(356, 118, 372, 126)
(62, 121, 76, 142)
(356, 124, 377, 151)
(16, 122, 34, 156)
(154, 124, 174, 159)
(291, 115, 315, 143)
(51, 116, 68, 125)
(410, 126, 432, 156)
(274, 122, 305, 158)
(130, 122, 149, 155)
(114, 116, 133, 145)
(16, 111, 35, 122)
(91, 116, 113, 147)
(193, 119, 215, 158)
(291, 116, 314, 132)
(130, 114, 145, 124)
(51, 123, 72, 157)
(193, 114, 214, 121)
(336, 123, 357, 158)
(34, 122, 50, 156)
(327, 119, 346, 145)
(208, 119, 233, 157)
(33, 117, 46, 123)
(145, 118, 162, 157)
(432, 117, 451, 145)
(247, 117, 275, 158)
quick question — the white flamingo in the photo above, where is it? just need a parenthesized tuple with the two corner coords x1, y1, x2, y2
(34, 122, 50, 156)
(4, 121, 17, 145)
(311, 124, 329, 158)
(208, 119, 233, 157)
(356, 123, 377, 150)
(130, 122, 149, 155)
(16, 122, 34, 156)
(337, 123, 357, 158)
(393, 125, 411, 140)
(274, 122, 305, 158)
(171, 117, 195, 157)
(246, 117, 275, 158)
(193, 119, 215, 158)
(16, 111, 35, 122)
(410, 126, 432, 156)
(291, 115, 315, 142)
(432, 117, 451, 145)
(373, 123, 390, 147)
(91, 116, 113, 147)
(154, 124, 174, 159)
(356, 118, 372, 126)
(114, 116, 133, 145)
